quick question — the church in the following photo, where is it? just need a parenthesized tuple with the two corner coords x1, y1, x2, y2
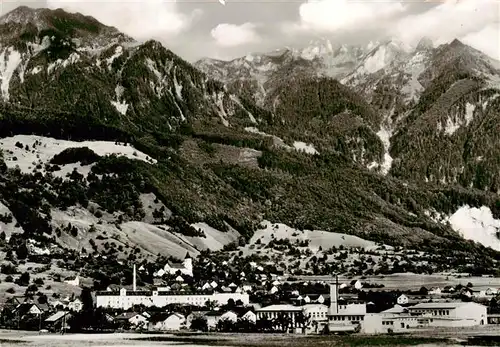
(161, 253, 193, 277)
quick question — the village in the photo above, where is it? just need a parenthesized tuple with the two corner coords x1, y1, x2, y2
(1, 249, 500, 336)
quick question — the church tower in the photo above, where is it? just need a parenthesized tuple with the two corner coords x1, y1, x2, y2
(328, 275, 339, 315)
(183, 252, 193, 275)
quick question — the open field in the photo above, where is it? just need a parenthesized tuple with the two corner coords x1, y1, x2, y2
(5, 327, 500, 346)
(295, 273, 500, 291)
(0, 330, 457, 347)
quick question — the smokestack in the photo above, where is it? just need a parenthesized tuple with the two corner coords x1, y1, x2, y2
(133, 263, 137, 291)
(330, 275, 339, 315)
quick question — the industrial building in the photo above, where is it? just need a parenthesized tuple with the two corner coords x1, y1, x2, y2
(326, 277, 367, 332)
(95, 264, 249, 309)
(362, 301, 488, 334)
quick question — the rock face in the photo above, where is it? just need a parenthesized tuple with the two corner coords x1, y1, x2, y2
(1, 6, 500, 266)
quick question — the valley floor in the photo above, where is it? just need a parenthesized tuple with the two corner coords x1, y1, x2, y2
(296, 273, 500, 291)
(5, 327, 500, 347)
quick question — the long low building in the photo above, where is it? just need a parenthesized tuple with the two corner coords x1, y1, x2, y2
(96, 288, 250, 310)
(362, 302, 488, 334)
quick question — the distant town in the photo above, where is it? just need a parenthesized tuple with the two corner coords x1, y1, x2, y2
(1, 251, 500, 335)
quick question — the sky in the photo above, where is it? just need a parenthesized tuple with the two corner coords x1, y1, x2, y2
(0, 0, 498, 62)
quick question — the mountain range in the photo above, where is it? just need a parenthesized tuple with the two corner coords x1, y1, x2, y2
(1, 6, 500, 269)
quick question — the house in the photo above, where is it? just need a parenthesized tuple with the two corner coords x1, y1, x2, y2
(397, 294, 409, 305)
(14, 302, 48, 316)
(67, 298, 83, 312)
(50, 300, 66, 309)
(429, 287, 442, 295)
(115, 312, 148, 328)
(45, 311, 72, 332)
(353, 280, 363, 290)
(220, 311, 238, 323)
(149, 312, 186, 331)
(486, 288, 499, 296)
(205, 311, 224, 330)
(461, 288, 474, 297)
(64, 275, 80, 287)
(240, 310, 257, 323)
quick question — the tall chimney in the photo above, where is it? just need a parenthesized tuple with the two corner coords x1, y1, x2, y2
(133, 263, 137, 291)
(329, 275, 339, 315)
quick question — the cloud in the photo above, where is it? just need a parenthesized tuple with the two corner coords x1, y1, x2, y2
(286, 0, 406, 34)
(284, 0, 498, 60)
(461, 24, 500, 61)
(46, 0, 202, 39)
(211, 22, 261, 47)
(394, 0, 499, 49)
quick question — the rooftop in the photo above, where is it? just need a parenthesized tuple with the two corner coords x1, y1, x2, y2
(256, 304, 304, 312)
(409, 302, 471, 310)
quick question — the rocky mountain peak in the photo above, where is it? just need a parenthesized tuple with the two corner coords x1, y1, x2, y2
(416, 37, 434, 51)
(0, 6, 133, 48)
(296, 38, 334, 60)
(0, 5, 42, 25)
(449, 38, 466, 48)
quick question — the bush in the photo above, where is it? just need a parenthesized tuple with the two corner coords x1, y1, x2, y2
(0, 263, 18, 275)
(16, 272, 30, 286)
(50, 147, 101, 165)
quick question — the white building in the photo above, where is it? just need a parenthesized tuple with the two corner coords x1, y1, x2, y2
(303, 304, 328, 323)
(256, 304, 304, 324)
(362, 302, 488, 334)
(162, 253, 193, 277)
(149, 313, 186, 331)
(67, 298, 83, 312)
(220, 311, 238, 323)
(303, 304, 328, 333)
(96, 287, 249, 310)
(429, 287, 442, 295)
(397, 294, 409, 305)
(64, 275, 80, 287)
(241, 310, 257, 323)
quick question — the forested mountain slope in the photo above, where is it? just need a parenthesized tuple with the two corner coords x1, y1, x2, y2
(0, 7, 499, 271)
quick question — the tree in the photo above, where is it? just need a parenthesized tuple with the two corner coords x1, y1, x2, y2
(16, 243, 29, 260)
(217, 317, 236, 332)
(80, 288, 94, 311)
(419, 286, 428, 296)
(16, 272, 30, 286)
(190, 315, 208, 331)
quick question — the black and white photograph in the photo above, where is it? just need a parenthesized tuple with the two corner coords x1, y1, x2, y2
(0, 0, 499, 346)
